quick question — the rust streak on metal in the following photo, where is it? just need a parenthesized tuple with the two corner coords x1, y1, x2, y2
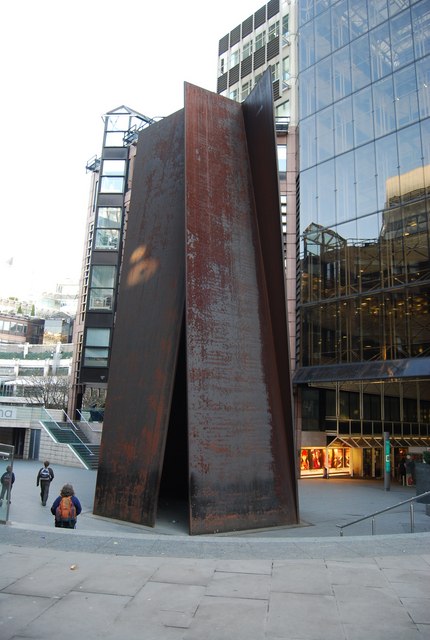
(94, 110, 185, 526)
(185, 77, 298, 534)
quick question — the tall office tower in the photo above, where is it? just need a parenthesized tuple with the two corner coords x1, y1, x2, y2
(69, 107, 156, 416)
(217, 0, 299, 388)
(218, 0, 430, 478)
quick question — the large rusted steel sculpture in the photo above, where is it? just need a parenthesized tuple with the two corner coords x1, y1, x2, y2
(94, 71, 299, 534)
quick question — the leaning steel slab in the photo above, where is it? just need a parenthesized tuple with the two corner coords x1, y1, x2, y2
(185, 80, 298, 534)
(94, 110, 185, 526)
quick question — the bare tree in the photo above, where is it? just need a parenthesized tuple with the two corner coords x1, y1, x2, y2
(21, 375, 71, 410)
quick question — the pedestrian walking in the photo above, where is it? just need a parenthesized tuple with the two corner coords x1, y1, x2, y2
(36, 460, 54, 506)
(51, 483, 82, 529)
(398, 458, 406, 486)
(406, 454, 416, 486)
(0, 465, 15, 506)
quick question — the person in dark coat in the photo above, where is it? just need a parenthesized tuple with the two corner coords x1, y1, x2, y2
(405, 455, 416, 485)
(36, 460, 54, 506)
(51, 483, 82, 529)
(398, 458, 406, 486)
(0, 465, 15, 506)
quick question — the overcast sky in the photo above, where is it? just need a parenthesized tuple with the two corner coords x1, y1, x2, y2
(0, 0, 263, 299)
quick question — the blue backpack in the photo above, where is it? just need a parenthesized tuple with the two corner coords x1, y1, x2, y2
(40, 467, 50, 480)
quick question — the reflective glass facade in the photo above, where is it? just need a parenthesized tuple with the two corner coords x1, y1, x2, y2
(298, 0, 430, 371)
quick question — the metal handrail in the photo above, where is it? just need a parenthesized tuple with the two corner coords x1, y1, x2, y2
(75, 409, 103, 432)
(43, 409, 94, 458)
(337, 490, 430, 536)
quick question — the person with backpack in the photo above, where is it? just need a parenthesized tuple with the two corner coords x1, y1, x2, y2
(36, 460, 54, 506)
(0, 465, 15, 507)
(50, 483, 82, 529)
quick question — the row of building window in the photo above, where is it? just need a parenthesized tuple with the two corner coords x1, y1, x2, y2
(220, 15, 289, 75)
(300, 45, 429, 124)
(0, 321, 27, 334)
(301, 384, 430, 430)
(299, 0, 428, 72)
(228, 57, 290, 102)
(300, 121, 429, 230)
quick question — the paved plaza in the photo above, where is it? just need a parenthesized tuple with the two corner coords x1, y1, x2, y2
(0, 460, 429, 639)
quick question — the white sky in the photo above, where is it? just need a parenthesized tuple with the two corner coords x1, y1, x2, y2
(0, 0, 263, 299)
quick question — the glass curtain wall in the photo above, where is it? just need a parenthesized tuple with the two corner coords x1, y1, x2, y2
(298, 0, 430, 370)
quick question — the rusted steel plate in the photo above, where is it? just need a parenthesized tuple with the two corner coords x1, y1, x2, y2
(93, 110, 185, 526)
(242, 70, 299, 521)
(185, 81, 298, 534)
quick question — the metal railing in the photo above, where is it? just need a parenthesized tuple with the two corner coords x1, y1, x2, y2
(337, 491, 430, 536)
(75, 409, 103, 433)
(42, 408, 95, 459)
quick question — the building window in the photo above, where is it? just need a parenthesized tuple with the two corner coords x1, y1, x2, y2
(282, 14, 290, 45)
(95, 207, 122, 251)
(83, 328, 110, 368)
(271, 62, 280, 82)
(220, 57, 225, 74)
(241, 80, 252, 100)
(89, 265, 116, 311)
(229, 88, 239, 101)
(95, 229, 120, 251)
(255, 31, 266, 51)
(243, 40, 253, 60)
(276, 100, 290, 118)
(102, 160, 126, 176)
(99, 160, 126, 194)
(104, 115, 130, 147)
(100, 177, 125, 193)
(269, 21, 279, 42)
(282, 56, 290, 89)
(230, 49, 239, 69)
(277, 144, 287, 178)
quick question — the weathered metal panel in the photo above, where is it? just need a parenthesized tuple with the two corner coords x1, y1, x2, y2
(185, 81, 298, 534)
(93, 110, 185, 526)
(243, 70, 299, 521)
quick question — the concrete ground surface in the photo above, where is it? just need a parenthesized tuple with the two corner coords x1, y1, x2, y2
(0, 460, 429, 639)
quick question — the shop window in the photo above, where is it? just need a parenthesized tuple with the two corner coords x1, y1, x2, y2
(300, 448, 325, 472)
(300, 447, 351, 475)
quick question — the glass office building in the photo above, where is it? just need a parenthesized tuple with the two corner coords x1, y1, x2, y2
(218, 0, 430, 476)
(72, 0, 430, 478)
(295, 0, 430, 476)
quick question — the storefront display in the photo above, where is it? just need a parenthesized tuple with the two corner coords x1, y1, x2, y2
(300, 447, 351, 477)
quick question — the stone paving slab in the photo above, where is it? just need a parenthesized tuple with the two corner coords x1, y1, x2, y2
(1, 544, 430, 640)
(1, 461, 430, 639)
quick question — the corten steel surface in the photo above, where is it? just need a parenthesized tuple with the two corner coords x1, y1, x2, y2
(185, 80, 298, 534)
(242, 71, 299, 521)
(94, 110, 186, 526)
